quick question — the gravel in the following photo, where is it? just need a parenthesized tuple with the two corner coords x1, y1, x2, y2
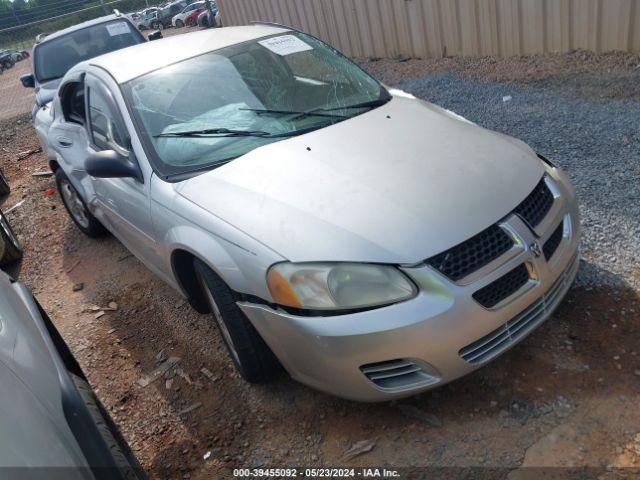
(397, 71, 640, 289)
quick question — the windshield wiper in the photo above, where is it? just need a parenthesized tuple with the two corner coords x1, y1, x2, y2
(239, 108, 346, 120)
(154, 128, 272, 138)
(310, 98, 390, 114)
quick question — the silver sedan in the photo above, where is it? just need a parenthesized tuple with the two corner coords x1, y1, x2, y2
(44, 24, 580, 401)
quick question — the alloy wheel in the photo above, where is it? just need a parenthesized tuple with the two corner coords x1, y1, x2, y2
(59, 179, 90, 228)
(199, 272, 242, 366)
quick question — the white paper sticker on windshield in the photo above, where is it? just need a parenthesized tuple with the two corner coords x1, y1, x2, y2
(258, 35, 313, 56)
(106, 22, 130, 36)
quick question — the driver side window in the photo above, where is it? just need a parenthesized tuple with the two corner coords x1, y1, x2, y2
(88, 86, 127, 153)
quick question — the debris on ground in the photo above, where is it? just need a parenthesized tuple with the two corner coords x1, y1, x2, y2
(44, 187, 55, 196)
(16, 147, 41, 161)
(397, 404, 443, 428)
(343, 439, 376, 460)
(200, 367, 218, 382)
(65, 259, 81, 273)
(94, 311, 105, 319)
(137, 357, 180, 387)
(72, 282, 84, 292)
(4, 199, 24, 213)
(108, 328, 117, 334)
(178, 402, 202, 416)
(155, 348, 167, 364)
(31, 171, 53, 177)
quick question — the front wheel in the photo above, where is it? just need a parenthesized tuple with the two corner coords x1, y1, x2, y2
(175, 19, 184, 28)
(55, 169, 106, 237)
(194, 258, 281, 383)
(187, 18, 196, 27)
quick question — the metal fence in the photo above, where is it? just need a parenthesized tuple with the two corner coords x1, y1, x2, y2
(217, 0, 640, 58)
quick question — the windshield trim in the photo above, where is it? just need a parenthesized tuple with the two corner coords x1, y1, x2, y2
(122, 31, 391, 182)
(34, 19, 145, 83)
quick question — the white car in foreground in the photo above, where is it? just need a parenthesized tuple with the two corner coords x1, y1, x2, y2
(44, 24, 580, 401)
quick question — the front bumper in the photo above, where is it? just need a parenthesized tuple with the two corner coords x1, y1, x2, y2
(240, 170, 581, 401)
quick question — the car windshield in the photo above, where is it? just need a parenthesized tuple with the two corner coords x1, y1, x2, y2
(125, 32, 390, 178)
(35, 20, 144, 82)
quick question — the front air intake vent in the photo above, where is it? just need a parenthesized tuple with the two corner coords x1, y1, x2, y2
(543, 222, 564, 260)
(472, 263, 530, 308)
(360, 359, 439, 391)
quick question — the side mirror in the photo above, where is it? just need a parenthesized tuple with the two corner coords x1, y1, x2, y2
(20, 74, 35, 88)
(148, 30, 163, 41)
(85, 150, 142, 182)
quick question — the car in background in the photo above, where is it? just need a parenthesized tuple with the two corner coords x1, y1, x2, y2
(20, 13, 145, 120)
(0, 269, 144, 478)
(2, 49, 29, 62)
(0, 50, 15, 69)
(0, 208, 22, 267)
(136, 7, 159, 30)
(172, 1, 205, 27)
(152, 0, 188, 30)
(196, 5, 219, 28)
(0, 170, 23, 267)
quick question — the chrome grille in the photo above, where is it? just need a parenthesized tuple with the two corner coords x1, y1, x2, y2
(543, 222, 564, 260)
(460, 254, 578, 364)
(514, 177, 554, 228)
(472, 264, 530, 308)
(426, 225, 513, 281)
(360, 359, 438, 391)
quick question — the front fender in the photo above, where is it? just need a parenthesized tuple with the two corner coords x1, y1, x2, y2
(164, 225, 252, 296)
(152, 175, 286, 302)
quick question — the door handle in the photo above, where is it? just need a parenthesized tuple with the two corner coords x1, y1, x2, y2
(57, 136, 73, 148)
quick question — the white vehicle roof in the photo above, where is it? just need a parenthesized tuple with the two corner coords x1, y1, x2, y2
(88, 25, 288, 83)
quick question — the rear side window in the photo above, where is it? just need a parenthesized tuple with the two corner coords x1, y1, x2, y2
(60, 81, 86, 125)
(88, 87, 128, 153)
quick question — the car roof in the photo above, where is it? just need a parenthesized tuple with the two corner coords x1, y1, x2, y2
(37, 13, 133, 44)
(88, 25, 289, 83)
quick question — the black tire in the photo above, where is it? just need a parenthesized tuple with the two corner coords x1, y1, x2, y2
(55, 169, 107, 237)
(175, 19, 184, 28)
(69, 373, 146, 480)
(0, 209, 22, 266)
(194, 258, 281, 383)
(187, 18, 196, 27)
(0, 168, 9, 196)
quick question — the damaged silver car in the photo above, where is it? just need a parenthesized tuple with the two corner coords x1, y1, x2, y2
(46, 24, 580, 401)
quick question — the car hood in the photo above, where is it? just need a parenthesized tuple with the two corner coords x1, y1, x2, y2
(35, 78, 61, 107)
(175, 95, 543, 264)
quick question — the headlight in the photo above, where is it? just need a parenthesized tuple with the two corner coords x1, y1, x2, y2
(266, 262, 417, 310)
